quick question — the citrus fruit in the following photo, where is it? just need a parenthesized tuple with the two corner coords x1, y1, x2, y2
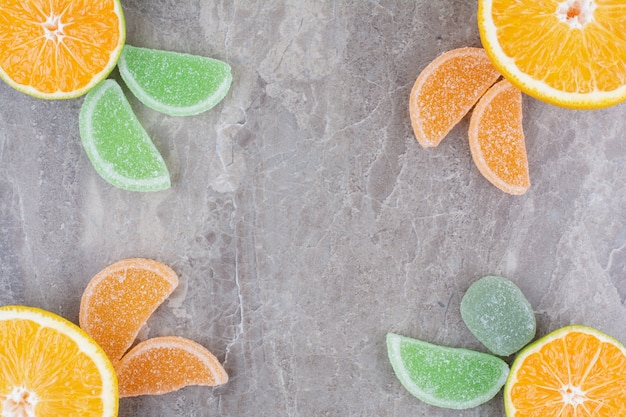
(117, 45, 232, 117)
(461, 276, 536, 357)
(115, 336, 228, 397)
(79, 258, 179, 364)
(409, 47, 501, 147)
(478, 0, 626, 109)
(0, 0, 125, 99)
(79, 79, 171, 192)
(0, 305, 118, 417)
(468, 78, 530, 195)
(386, 333, 509, 409)
(505, 325, 626, 416)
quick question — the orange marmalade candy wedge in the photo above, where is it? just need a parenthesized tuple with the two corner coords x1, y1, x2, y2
(79, 258, 179, 364)
(115, 336, 228, 397)
(409, 47, 501, 147)
(468, 79, 530, 195)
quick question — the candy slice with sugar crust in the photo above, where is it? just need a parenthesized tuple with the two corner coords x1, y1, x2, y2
(79, 258, 179, 364)
(387, 333, 509, 409)
(79, 79, 171, 192)
(115, 336, 228, 397)
(468, 78, 529, 195)
(409, 47, 501, 147)
(118, 45, 232, 116)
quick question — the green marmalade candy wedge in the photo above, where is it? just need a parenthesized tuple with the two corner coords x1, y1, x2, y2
(387, 333, 509, 409)
(79, 79, 170, 192)
(118, 45, 232, 117)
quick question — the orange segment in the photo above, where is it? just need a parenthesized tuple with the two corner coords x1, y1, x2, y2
(115, 336, 228, 397)
(79, 258, 179, 364)
(0, 0, 125, 99)
(409, 47, 501, 147)
(505, 325, 626, 416)
(468, 79, 530, 195)
(0, 305, 118, 417)
(479, 0, 626, 109)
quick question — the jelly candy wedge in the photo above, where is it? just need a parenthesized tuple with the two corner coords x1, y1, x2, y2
(409, 47, 501, 147)
(461, 276, 536, 356)
(115, 336, 228, 397)
(79, 79, 171, 192)
(79, 258, 179, 364)
(468, 79, 529, 195)
(386, 333, 509, 409)
(118, 45, 232, 117)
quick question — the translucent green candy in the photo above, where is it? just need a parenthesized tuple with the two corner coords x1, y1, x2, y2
(460, 275, 536, 356)
(386, 333, 509, 409)
(79, 79, 170, 192)
(118, 45, 232, 116)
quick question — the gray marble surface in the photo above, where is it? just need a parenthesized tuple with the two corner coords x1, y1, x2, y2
(1, 1, 626, 416)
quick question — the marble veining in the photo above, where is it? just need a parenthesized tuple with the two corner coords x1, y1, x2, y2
(0, 1, 625, 416)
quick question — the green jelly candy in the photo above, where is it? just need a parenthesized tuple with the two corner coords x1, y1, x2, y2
(386, 333, 509, 409)
(79, 79, 171, 192)
(118, 45, 232, 116)
(460, 275, 536, 356)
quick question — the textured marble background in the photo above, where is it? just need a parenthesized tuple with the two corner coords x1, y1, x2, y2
(1, 1, 626, 416)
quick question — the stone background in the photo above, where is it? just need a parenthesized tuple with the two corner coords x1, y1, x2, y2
(1, 1, 625, 416)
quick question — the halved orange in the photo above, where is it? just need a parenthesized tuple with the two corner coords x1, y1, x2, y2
(0, 305, 118, 417)
(79, 258, 179, 364)
(469, 79, 530, 195)
(409, 47, 501, 147)
(0, 0, 125, 99)
(505, 325, 626, 416)
(115, 336, 228, 397)
(478, 0, 626, 109)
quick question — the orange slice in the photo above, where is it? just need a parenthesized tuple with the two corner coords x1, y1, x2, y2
(0, 305, 118, 417)
(0, 0, 125, 99)
(79, 258, 179, 364)
(478, 0, 626, 109)
(468, 78, 529, 195)
(115, 336, 228, 397)
(409, 47, 501, 147)
(505, 325, 626, 416)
